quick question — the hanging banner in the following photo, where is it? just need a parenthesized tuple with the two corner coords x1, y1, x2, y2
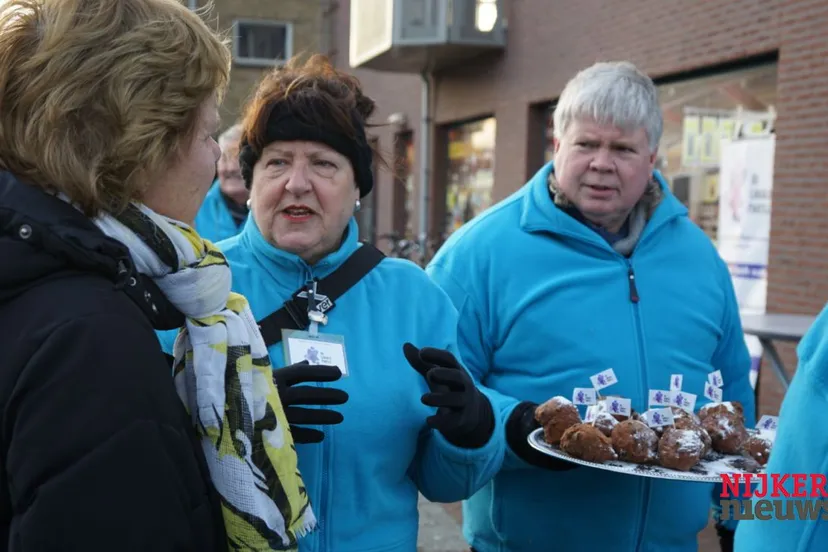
(717, 135, 775, 388)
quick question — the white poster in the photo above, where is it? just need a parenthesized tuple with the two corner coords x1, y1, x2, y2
(717, 135, 775, 388)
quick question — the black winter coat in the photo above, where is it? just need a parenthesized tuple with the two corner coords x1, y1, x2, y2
(0, 172, 227, 551)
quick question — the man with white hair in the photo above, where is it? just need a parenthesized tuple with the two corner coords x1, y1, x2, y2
(427, 61, 754, 551)
(194, 122, 249, 242)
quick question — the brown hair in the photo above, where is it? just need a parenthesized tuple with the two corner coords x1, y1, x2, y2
(0, 0, 231, 216)
(239, 54, 388, 172)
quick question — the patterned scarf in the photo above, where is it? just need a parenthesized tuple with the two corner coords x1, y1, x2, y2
(548, 172, 663, 256)
(93, 203, 315, 551)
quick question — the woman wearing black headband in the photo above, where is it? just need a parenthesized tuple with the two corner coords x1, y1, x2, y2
(207, 55, 504, 551)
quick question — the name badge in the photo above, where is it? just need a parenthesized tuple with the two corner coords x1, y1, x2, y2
(282, 329, 349, 376)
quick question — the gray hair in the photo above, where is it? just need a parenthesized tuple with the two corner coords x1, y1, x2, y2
(553, 61, 663, 152)
(217, 123, 243, 151)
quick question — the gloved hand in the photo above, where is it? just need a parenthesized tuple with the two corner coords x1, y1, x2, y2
(506, 401, 578, 471)
(272, 361, 348, 444)
(403, 343, 494, 449)
(715, 523, 734, 552)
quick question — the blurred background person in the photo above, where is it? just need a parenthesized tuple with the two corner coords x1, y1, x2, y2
(195, 122, 249, 242)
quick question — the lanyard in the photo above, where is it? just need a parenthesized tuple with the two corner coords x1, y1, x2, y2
(305, 279, 327, 337)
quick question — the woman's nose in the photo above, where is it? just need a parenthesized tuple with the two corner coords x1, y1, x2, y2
(284, 166, 311, 194)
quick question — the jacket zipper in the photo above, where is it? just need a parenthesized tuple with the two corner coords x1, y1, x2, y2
(542, 213, 679, 548)
(627, 260, 650, 549)
(628, 267, 639, 303)
(305, 266, 330, 552)
(320, 431, 329, 552)
(295, 267, 324, 552)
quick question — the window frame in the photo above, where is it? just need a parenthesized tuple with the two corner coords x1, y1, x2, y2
(232, 19, 293, 68)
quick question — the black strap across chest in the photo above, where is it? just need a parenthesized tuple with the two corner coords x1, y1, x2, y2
(256, 243, 385, 347)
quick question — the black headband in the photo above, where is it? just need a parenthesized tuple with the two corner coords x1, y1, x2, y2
(238, 101, 374, 197)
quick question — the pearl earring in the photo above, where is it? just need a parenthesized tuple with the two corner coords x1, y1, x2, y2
(246, 199, 252, 209)
(354, 199, 361, 213)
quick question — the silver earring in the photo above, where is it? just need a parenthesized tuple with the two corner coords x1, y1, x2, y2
(354, 199, 361, 213)
(246, 199, 252, 209)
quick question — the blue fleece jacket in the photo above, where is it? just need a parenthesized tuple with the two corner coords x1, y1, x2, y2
(735, 302, 828, 552)
(193, 181, 246, 243)
(426, 161, 755, 552)
(159, 216, 504, 552)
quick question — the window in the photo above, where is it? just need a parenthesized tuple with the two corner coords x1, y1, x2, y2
(445, 117, 496, 235)
(544, 102, 557, 164)
(356, 138, 379, 243)
(656, 63, 777, 242)
(233, 20, 292, 67)
(393, 131, 415, 238)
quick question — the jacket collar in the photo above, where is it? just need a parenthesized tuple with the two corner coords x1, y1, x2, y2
(240, 215, 361, 281)
(519, 161, 688, 251)
(0, 171, 183, 328)
(0, 170, 129, 282)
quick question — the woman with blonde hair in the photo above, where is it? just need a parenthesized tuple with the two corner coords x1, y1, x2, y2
(0, 1, 312, 550)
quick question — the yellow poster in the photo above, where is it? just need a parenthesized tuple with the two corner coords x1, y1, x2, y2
(700, 117, 719, 165)
(682, 116, 700, 167)
(448, 141, 470, 160)
(746, 120, 767, 136)
(704, 172, 719, 203)
(718, 118, 736, 143)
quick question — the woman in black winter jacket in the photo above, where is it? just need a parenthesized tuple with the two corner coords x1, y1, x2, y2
(0, 2, 313, 551)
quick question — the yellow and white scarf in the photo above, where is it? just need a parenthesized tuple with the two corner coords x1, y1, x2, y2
(94, 203, 315, 551)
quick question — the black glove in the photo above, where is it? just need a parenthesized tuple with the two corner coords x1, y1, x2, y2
(506, 401, 578, 471)
(272, 361, 348, 444)
(403, 343, 494, 449)
(715, 523, 734, 552)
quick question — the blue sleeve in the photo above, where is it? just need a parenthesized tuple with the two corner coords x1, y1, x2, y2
(426, 262, 528, 472)
(407, 281, 505, 503)
(411, 419, 505, 503)
(710, 257, 757, 531)
(735, 303, 828, 551)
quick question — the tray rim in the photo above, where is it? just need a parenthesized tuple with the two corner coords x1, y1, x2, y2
(527, 427, 763, 483)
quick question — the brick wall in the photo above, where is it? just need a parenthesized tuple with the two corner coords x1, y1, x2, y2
(762, 0, 828, 413)
(186, 0, 328, 129)
(334, 0, 828, 414)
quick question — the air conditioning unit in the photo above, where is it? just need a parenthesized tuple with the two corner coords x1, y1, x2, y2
(349, 0, 506, 73)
